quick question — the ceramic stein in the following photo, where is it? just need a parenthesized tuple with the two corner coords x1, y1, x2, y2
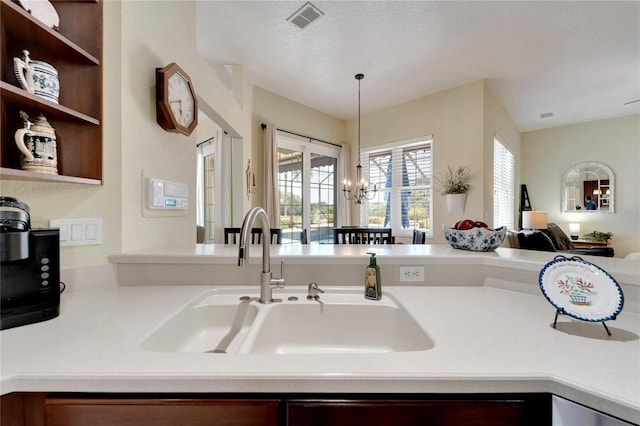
(14, 111, 58, 175)
(13, 50, 60, 104)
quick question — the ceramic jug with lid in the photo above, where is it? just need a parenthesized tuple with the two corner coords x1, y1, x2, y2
(13, 50, 59, 104)
(14, 111, 58, 175)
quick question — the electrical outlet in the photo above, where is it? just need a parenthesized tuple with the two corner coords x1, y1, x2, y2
(399, 266, 424, 282)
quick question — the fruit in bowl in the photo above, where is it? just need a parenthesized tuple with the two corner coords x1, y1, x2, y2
(443, 220, 507, 251)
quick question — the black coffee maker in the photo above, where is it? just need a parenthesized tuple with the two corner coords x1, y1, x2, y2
(1, 197, 60, 330)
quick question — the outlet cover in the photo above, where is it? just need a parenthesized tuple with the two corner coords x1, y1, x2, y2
(400, 266, 425, 282)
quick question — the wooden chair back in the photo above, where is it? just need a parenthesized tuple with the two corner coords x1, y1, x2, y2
(224, 227, 282, 244)
(412, 229, 426, 244)
(333, 228, 394, 244)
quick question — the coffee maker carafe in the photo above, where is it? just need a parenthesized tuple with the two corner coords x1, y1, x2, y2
(1, 197, 60, 329)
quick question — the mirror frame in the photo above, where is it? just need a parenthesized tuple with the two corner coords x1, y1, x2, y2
(561, 161, 614, 213)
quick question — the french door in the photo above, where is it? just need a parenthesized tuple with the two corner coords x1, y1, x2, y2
(277, 133, 339, 244)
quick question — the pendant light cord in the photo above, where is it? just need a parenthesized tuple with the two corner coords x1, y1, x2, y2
(358, 76, 361, 155)
(355, 73, 364, 162)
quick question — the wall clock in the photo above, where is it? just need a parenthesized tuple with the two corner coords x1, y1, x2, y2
(156, 63, 198, 136)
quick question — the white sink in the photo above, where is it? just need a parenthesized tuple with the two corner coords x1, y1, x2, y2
(140, 293, 259, 353)
(140, 288, 433, 355)
(244, 292, 433, 354)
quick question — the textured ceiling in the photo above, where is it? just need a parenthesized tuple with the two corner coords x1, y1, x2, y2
(196, 1, 640, 131)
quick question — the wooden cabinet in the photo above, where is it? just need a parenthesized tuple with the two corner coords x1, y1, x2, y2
(286, 396, 551, 426)
(0, 393, 46, 426)
(0, 0, 102, 184)
(1, 393, 551, 426)
(573, 239, 609, 248)
(44, 397, 280, 426)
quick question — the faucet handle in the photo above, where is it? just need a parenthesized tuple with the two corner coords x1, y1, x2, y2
(279, 259, 285, 280)
(307, 282, 324, 300)
(270, 259, 285, 288)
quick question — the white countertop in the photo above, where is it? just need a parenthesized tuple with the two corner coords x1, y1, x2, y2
(2, 245, 639, 423)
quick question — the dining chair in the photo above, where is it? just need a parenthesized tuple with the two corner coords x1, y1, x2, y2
(224, 227, 282, 244)
(300, 229, 308, 244)
(333, 228, 393, 244)
(412, 229, 426, 244)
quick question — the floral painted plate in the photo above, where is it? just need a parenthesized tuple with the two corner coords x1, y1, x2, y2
(539, 256, 623, 322)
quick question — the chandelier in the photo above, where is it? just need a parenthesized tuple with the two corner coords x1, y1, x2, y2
(343, 73, 377, 204)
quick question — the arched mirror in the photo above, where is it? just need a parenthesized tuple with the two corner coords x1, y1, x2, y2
(561, 162, 614, 213)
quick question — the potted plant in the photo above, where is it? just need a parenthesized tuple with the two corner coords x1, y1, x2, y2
(435, 165, 471, 215)
(583, 231, 613, 244)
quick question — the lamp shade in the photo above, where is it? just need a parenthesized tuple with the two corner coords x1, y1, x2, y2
(569, 223, 580, 234)
(522, 211, 547, 230)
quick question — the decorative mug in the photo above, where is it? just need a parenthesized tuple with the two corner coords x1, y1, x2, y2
(13, 50, 60, 104)
(14, 111, 58, 175)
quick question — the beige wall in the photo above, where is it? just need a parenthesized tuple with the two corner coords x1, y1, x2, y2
(252, 81, 522, 245)
(522, 114, 640, 257)
(482, 80, 522, 228)
(251, 87, 346, 209)
(118, 1, 252, 253)
(1, 1, 125, 268)
(6, 1, 634, 270)
(347, 80, 521, 243)
(2, 1, 254, 268)
(353, 81, 483, 239)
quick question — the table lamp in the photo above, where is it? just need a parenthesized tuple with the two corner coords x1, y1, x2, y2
(522, 211, 547, 230)
(569, 223, 580, 240)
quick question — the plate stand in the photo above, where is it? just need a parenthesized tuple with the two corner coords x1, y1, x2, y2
(553, 308, 615, 336)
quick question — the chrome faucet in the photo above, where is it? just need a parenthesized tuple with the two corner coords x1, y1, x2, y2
(237, 207, 285, 303)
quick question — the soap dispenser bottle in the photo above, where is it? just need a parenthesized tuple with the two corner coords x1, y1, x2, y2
(364, 252, 382, 300)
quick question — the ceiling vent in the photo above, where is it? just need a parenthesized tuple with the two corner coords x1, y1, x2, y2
(287, 2, 324, 30)
(540, 112, 554, 119)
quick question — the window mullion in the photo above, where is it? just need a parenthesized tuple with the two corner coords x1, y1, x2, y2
(302, 147, 311, 233)
(390, 147, 402, 230)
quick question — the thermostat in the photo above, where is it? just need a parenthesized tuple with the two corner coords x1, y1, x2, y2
(146, 178, 188, 210)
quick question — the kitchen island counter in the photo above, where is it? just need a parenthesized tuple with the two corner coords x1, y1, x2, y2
(1, 245, 639, 424)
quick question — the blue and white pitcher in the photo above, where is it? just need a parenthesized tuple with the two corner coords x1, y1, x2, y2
(13, 50, 60, 104)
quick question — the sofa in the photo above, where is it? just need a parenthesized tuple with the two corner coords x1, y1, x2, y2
(509, 223, 614, 257)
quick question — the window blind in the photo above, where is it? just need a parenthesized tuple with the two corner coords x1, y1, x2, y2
(493, 138, 515, 230)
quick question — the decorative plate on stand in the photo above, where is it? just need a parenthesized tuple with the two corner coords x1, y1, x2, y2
(539, 256, 623, 322)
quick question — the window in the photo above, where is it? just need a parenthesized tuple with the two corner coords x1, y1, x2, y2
(493, 137, 515, 230)
(360, 137, 433, 237)
(277, 132, 340, 244)
(197, 139, 216, 243)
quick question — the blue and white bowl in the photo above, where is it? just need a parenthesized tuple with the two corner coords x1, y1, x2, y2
(443, 225, 507, 252)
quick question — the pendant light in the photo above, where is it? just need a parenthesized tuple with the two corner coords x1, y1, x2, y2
(343, 73, 377, 204)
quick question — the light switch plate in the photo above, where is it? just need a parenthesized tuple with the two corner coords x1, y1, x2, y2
(49, 218, 102, 246)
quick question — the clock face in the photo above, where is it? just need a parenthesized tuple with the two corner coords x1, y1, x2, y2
(168, 72, 195, 128)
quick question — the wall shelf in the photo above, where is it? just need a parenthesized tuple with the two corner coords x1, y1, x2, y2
(0, 0, 103, 184)
(0, 167, 101, 185)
